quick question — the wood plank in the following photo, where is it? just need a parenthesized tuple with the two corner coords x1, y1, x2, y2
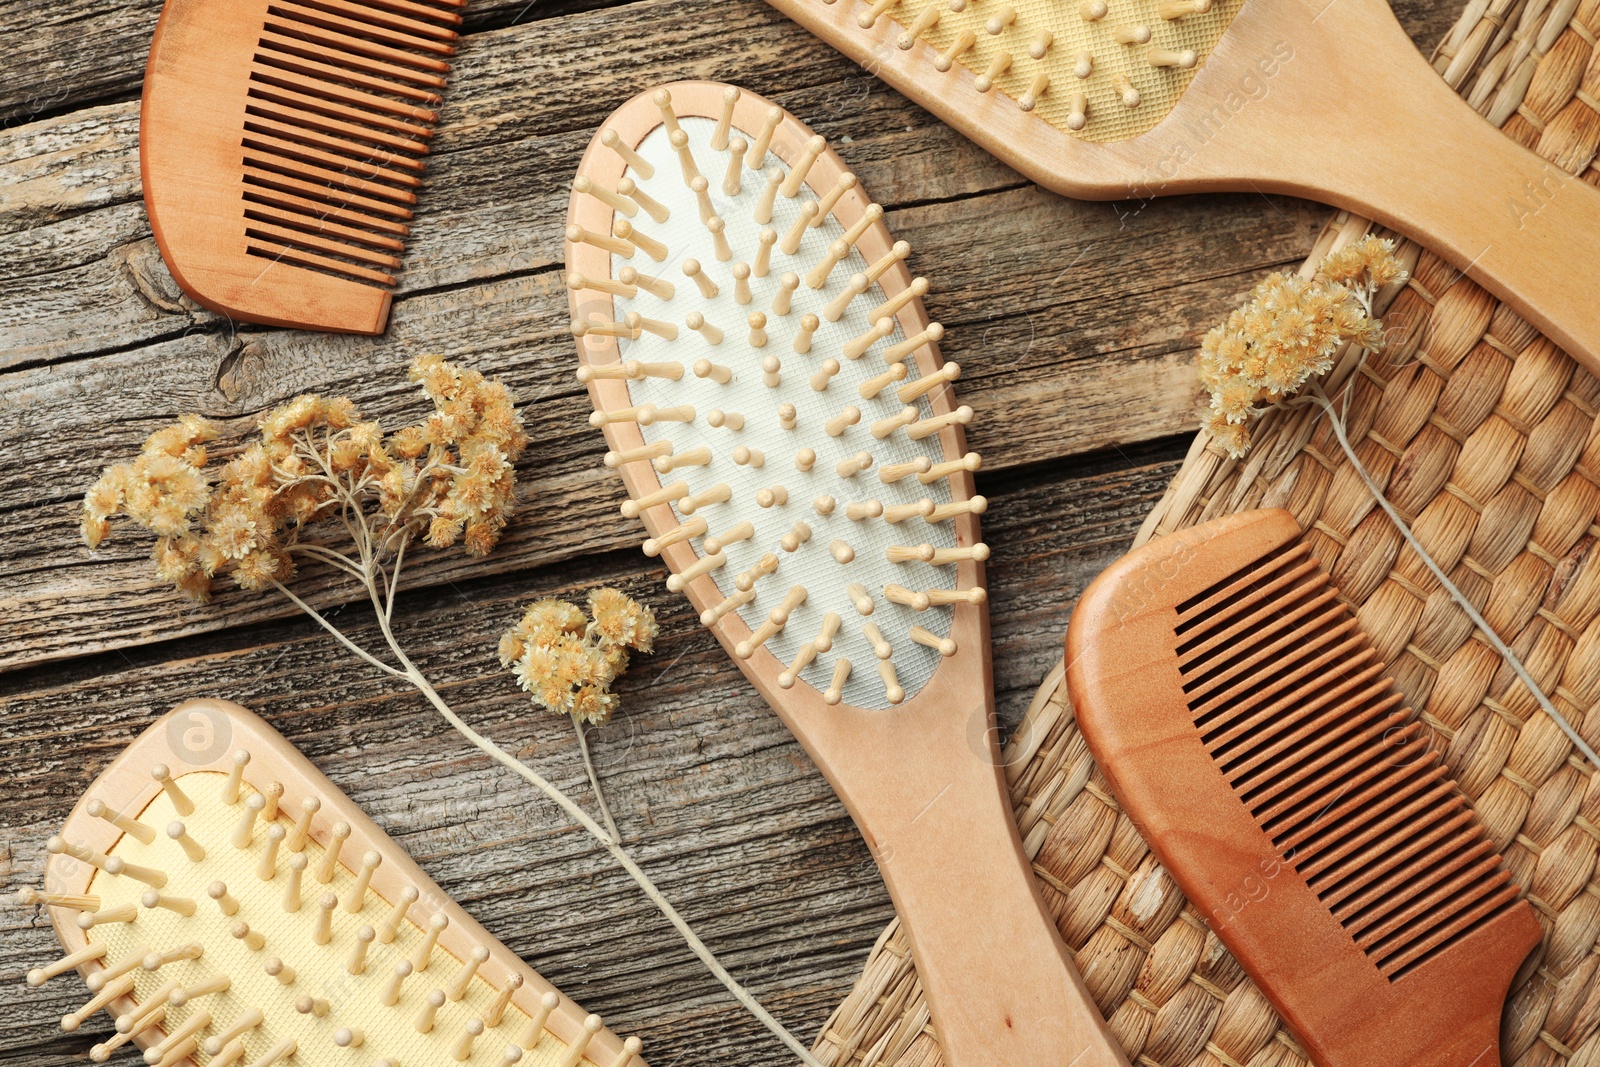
(0, 0, 1467, 128)
(0, 448, 1182, 1066)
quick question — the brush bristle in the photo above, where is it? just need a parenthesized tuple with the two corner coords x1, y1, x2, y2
(26, 760, 635, 1066)
(1173, 543, 1523, 980)
(570, 87, 987, 709)
(838, 0, 1242, 142)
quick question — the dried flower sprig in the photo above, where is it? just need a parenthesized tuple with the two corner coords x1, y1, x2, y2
(82, 358, 823, 1067)
(501, 590, 658, 843)
(84, 355, 525, 598)
(1190, 232, 1600, 780)
(1198, 235, 1407, 458)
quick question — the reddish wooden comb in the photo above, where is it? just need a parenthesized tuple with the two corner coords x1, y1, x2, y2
(140, 0, 466, 334)
(1065, 509, 1543, 1067)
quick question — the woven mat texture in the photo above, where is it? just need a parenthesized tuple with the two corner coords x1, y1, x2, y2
(810, 1, 1600, 1064)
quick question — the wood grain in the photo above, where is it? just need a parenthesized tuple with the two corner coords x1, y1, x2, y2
(0, 1, 1464, 1065)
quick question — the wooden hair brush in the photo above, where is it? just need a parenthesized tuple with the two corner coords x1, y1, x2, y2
(1065, 508, 1543, 1067)
(565, 82, 1128, 1067)
(17, 698, 644, 1067)
(139, 0, 468, 334)
(761, 0, 1600, 378)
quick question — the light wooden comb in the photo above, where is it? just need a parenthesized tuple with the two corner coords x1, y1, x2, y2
(139, 0, 466, 334)
(565, 81, 1128, 1067)
(18, 699, 644, 1067)
(1065, 509, 1544, 1067)
(761, 0, 1600, 378)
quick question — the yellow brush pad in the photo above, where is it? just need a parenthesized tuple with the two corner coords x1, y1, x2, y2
(890, 0, 1244, 141)
(86, 771, 567, 1066)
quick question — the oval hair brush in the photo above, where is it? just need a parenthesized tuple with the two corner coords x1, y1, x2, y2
(759, 0, 1600, 378)
(1065, 509, 1544, 1067)
(565, 82, 1129, 1067)
(17, 698, 644, 1067)
(139, 0, 469, 334)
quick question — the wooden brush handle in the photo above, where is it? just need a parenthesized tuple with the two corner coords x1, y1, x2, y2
(1263, 0, 1600, 378)
(817, 698, 1129, 1067)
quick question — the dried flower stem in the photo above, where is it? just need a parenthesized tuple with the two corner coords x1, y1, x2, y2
(1293, 379, 1600, 774)
(316, 576, 823, 1066)
(268, 552, 824, 1066)
(571, 712, 622, 845)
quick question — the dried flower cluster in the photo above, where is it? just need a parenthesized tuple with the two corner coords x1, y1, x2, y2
(82, 356, 527, 599)
(1199, 236, 1407, 457)
(500, 590, 658, 725)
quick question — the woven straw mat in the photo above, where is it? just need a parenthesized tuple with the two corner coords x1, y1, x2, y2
(809, 2, 1600, 1065)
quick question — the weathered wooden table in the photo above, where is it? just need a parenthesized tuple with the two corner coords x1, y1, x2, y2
(0, 0, 1458, 1062)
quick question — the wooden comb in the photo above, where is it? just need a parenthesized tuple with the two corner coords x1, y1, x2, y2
(139, 0, 466, 334)
(18, 698, 643, 1067)
(566, 82, 1127, 1067)
(1065, 509, 1543, 1067)
(760, 0, 1600, 378)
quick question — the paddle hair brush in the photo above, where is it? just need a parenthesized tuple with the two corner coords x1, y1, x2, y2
(139, 0, 469, 334)
(565, 81, 1128, 1067)
(1065, 508, 1543, 1067)
(18, 698, 643, 1067)
(760, 0, 1600, 378)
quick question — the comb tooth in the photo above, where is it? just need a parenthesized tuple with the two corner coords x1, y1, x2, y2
(1176, 557, 1328, 662)
(1184, 614, 1361, 714)
(243, 125, 425, 184)
(485, 974, 523, 1027)
(935, 29, 977, 72)
(334, 1026, 366, 1048)
(1193, 635, 1373, 744)
(250, 240, 399, 286)
(381, 960, 415, 1005)
(911, 625, 958, 656)
(1179, 573, 1342, 680)
(152, 765, 195, 815)
(1212, 679, 1400, 780)
(745, 106, 784, 169)
(1271, 759, 1450, 857)
(262, 15, 452, 75)
(274, 0, 460, 48)
(246, 206, 406, 254)
(1324, 825, 1484, 921)
(711, 85, 740, 149)
(823, 658, 853, 705)
(205, 1009, 264, 1055)
(243, 166, 414, 221)
(413, 911, 450, 969)
(882, 322, 944, 363)
(246, 96, 430, 156)
(1299, 771, 1465, 883)
(1343, 846, 1504, 941)
(1308, 802, 1475, 898)
(1202, 653, 1385, 754)
(1176, 543, 1310, 625)
(1236, 708, 1412, 812)
(251, 66, 439, 123)
(415, 989, 447, 1032)
(520, 991, 561, 1049)
(252, 48, 442, 104)
(1378, 887, 1523, 979)
(169, 974, 231, 1006)
(244, 152, 419, 207)
(61, 973, 134, 1032)
(1362, 859, 1513, 958)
